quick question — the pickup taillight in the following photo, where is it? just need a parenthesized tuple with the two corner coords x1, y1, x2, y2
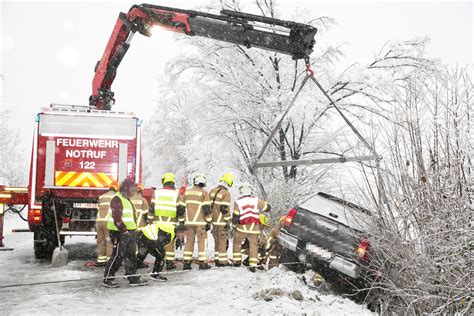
(283, 208, 297, 227)
(355, 239, 370, 262)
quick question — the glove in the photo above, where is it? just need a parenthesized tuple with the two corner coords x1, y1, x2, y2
(205, 223, 211, 231)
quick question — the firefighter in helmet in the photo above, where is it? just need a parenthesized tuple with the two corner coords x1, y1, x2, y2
(148, 172, 185, 270)
(103, 178, 148, 288)
(136, 222, 188, 281)
(209, 173, 234, 267)
(95, 180, 118, 266)
(131, 182, 150, 269)
(180, 173, 212, 270)
(232, 183, 271, 272)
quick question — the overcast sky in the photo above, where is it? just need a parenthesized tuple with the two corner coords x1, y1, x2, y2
(0, 0, 472, 175)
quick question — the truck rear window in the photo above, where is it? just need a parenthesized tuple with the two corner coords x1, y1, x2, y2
(39, 113, 137, 139)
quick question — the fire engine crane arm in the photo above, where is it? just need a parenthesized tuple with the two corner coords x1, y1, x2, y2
(90, 3, 317, 110)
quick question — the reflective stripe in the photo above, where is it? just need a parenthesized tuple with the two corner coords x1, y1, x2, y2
(214, 201, 231, 206)
(142, 223, 175, 241)
(186, 191, 203, 197)
(186, 201, 202, 205)
(185, 221, 207, 226)
(154, 188, 179, 218)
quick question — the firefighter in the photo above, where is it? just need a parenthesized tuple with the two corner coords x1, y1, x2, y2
(209, 173, 234, 267)
(232, 183, 271, 272)
(131, 183, 149, 228)
(263, 216, 286, 269)
(103, 178, 148, 288)
(180, 173, 212, 270)
(136, 222, 187, 281)
(242, 213, 269, 267)
(131, 183, 150, 269)
(95, 181, 118, 266)
(148, 172, 185, 270)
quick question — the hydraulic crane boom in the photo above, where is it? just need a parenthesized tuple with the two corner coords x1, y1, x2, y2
(90, 3, 317, 110)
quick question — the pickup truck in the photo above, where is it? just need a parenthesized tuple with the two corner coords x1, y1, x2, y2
(278, 192, 373, 285)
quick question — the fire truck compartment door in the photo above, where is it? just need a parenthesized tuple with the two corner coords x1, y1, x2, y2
(45, 140, 56, 186)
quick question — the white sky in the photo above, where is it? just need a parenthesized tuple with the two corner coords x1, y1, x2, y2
(0, 0, 472, 172)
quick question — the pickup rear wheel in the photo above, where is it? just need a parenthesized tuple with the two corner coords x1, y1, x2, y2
(279, 248, 305, 273)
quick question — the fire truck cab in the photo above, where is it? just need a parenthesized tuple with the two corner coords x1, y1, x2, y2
(29, 104, 142, 259)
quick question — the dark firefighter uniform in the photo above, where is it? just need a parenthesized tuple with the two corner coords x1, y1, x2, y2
(136, 222, 183, 281)
(103, 190, 147, 288)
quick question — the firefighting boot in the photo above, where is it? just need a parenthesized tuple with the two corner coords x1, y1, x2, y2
(183, 262, 192, 270)
(166, 261, 177, 270)
(198, 263, 211, 270)
(150, 273, 168, 282)
(233, 263, 241, 268)
(248, 267, 256, 273)
(102, 278, 120, 288)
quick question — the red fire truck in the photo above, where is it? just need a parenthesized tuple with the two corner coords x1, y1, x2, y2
(27, 105, 144, 258)
(0, 3, 316, 259)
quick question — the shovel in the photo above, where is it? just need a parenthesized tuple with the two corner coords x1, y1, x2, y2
(51, 199, 68, 267)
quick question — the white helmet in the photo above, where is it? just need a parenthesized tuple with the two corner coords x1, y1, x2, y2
(193, 173, 207, 186)
(239, 183, 252, 196)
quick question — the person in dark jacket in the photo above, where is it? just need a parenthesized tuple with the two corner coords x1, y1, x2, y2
(103, 178, 148, 288)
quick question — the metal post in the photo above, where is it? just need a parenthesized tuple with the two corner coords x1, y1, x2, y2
(254, 155, 377, 169)
(0, 203, 4, 247)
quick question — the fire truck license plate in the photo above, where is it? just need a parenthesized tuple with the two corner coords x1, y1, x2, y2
(73, 203, 98, 209)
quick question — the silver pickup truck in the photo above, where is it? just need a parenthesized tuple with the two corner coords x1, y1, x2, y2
(278, 192, 373, 283)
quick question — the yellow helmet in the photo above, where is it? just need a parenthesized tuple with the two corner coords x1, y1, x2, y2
(219, 173, 235, 187)
(312, 273, 326, 286)
(161, 172, 175, 185)
(260, 214, 269, 226)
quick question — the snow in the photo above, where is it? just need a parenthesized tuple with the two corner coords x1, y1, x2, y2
(1, 212, 374, 315)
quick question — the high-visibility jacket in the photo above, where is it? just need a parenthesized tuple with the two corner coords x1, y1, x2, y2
(150, 187, 182, 225)
(96, 189, 115, 222)
(130, 194, 149, 228)
(181, 186, 211, 226)
(140, 223, 175, 246)
(107, 192, 137, 231)
(233, 196, 269, 235)
(209, 185, 231, 226)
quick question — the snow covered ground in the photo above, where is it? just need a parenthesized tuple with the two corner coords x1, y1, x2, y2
(1, 212, 374, 315)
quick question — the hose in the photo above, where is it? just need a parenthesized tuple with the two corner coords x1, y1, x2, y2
(5, 205, 27, 222)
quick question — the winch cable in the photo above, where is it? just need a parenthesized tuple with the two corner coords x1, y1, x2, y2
(0, 261, 304, 289)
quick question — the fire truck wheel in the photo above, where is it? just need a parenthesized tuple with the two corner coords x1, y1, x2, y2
(33, 229, 57, 260)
